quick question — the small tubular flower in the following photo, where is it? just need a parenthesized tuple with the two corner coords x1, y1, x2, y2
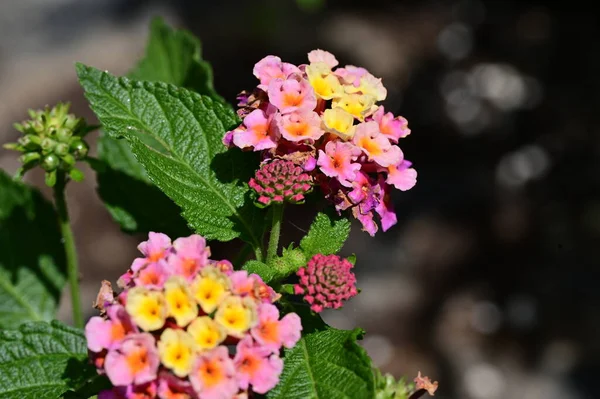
(232, 109, 279, 151)
(321, 107, 355, 139)
(250, 303, 302, 353)
(275, 111, 324, 142)
(191, 267, 230, 314)
(294, 254, 358, 313)
(317, 141, 362, 187)
(189, 346, 238, 399)
(164, 276, 198, 327)
(387, 159, 417, 191)
(132, 232, 172, 272)
(168, 234, 210, 281)
(332, 93, 376, 121)
(352, 121, 402, 167)
(214, 296, 258, 338)
(187, 316, 226, 351)
(267, 77, 317, 114)
(307, 49, 339, 68)
(372, 106, 411, 142)
(85, 305, 137, 352)
(253, 55, 300, 90)
(158, 329, 197, 378)
(126, 287, 168, 331)
(134, 260, 170, 289)
(306, 62, 343, 100)
(234, 336, 283, 394)
(248, 159, 313, 206)
(104, 333, 160, 386)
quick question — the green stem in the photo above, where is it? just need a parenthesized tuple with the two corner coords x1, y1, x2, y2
(266, 204, 284, 263)
(54, 171, 83, 329)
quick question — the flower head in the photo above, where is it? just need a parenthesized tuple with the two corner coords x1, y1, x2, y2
(294, 254, 358, 312)
(248, 159, 313, 206)
(104, 333, 160, 386)
(85, 304, 137, 352)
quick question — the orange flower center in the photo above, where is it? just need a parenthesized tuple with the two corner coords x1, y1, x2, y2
(139, 269, 160, 286)
(358, 137, 382, 156)
(283, 93, 303, 108)
(126, 348, 149, 374)
(286, 122, 309, 137)
(239, 354, 261, 376)
(181, 258, 197, 277)
(148, 251, 164, 263)
(198, 359, 225, 388)
(258, 320, 279, 344)
(110, 322, 126, 341)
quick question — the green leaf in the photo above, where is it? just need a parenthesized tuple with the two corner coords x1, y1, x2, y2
(0, 320, 97, 398)
(242, 260, 280, 285)
(0, 170, 66, 328)
(77, 65, 263, 250)
(268, 328, 375, 399)
(128, 17, 224, 102)
(92, 135, 191, 237)
(300, 212, 351, 258)
(94, 17, 227, 236)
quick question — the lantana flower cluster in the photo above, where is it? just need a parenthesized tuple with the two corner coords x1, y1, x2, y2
(85, 232, 302, 399)
(224, 49, 417, 235)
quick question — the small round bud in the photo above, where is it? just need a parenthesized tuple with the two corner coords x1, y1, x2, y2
(40, 137, 57, 152)
(18, 134, 41, 150)
(56, 128, 73, 142)
(54, 143, 70, 156)
(61, 153, 76, 167)
(70, 139, 89, 159)
(41, 154, 60, 171)
(248, 159, 313, 206)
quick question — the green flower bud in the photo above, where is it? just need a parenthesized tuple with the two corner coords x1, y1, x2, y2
(19, 152, 41, 166)
(60, 153, 76, 167)
(40, 137, 57, 152)
(18, 134, 42, 150)
(70, 139, 89, 159)
(56, 127, 73, 142)
(69, 168, 85, 182)
(45, 170, 57, 187)
(41, 154, 60, 171)
(54, 143, 70, 156)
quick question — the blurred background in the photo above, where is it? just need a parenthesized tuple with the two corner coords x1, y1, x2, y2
(0, 0, 598, 398)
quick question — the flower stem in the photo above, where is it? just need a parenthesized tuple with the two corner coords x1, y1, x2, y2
(266, 204, 284, 263)
(53, 171, 83, 329)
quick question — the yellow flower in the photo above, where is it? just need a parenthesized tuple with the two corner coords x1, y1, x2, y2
(125, 287, 167, 331)
(191, 267, 230, 314)
(322, 108, 356, 140)
(164, 276, 198, 327)
(306, 62, 343, 100)
(332, 93, 376, 121)
(157, 328, 197, 377)
(344, 73, 387, 102)
(214, 296, 257, 338)
(187, 316, 226, 351)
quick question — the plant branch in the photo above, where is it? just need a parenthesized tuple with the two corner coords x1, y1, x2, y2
(266, 204, 284, 263)
(54, 171, 83, 329)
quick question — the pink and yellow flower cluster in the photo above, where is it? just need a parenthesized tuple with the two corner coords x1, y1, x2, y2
(86, 232, 302, 399)
(224, 49, 417, 235)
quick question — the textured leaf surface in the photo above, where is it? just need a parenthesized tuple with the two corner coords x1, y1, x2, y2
(242, 260, 281, 285)
(94, 135, 191, 237)
(267, 328, 375, 399)
(300, 212, 351, 258)
(78, 65, 262, 247)
(0, 170, 66, 328)
(0, 320, 96, 399)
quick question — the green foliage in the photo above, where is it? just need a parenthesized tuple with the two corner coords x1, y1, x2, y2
(242, 260, 281, 285)
(267, 328, 375, 399)
(77, 65, 263, 249)
(129, 17, 223, 102)
(300, 212, 351, 258)
(93, 17, 227, 236)
(0, 170, 66, 328)
(0, 320, 97, 398)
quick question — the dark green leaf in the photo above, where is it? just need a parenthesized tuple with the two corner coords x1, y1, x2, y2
(0, 320, 97, 399)
(128, 17, 224, 102)
(268, 328, 375, 399)
(242, 260, 281, 285)
(77, 65, 263, 249)
(92, 135, 191, 237)
(300, 212, 351, 258)
(0, 170, 66, 328)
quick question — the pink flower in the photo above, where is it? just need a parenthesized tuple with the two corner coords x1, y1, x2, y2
(348, 171, 379, 209)
(352, 121, 402, 167)
(253, 55, 300, 90)
(372, 106, 411, 142)
(294, 254, 358, 312)
(251, 303, 302, 353)
(189, 346, 238, 399)
(307, 49, 339, 68)
(157, 371, 194, 399)
(85, 304, 138, 352)
(275, 111, 324, 142)
(230, 271, 279, 303)
(232, 109, 279, 151)
(211, 259, 234, 275)
(133, 260, 170, 289)
(268, 77, 317, 114)
(387, 160, 417, 191)
(234, 336, 283, 394)
(317, 141, 362, 187)
(353, 204, 378, 236)
(335, 65, 368, 87)
(132, 232, 172, 272)
(104, 333, 160, 386)
(168, 234, 210, 280)
(375, 182, 397, 232)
